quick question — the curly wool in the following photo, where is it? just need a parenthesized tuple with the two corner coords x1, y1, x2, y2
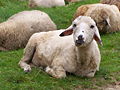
(73, 4, 120, 33)
(100, 0, 120, 11)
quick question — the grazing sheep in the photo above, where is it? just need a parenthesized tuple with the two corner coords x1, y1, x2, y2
(100, 0, 120, 11)
(73, 4, 120, 33)
(29, 0, 65, 8)
(19, 16, 102, 78)
(65, 0, 84, 3)
(0, 10, 57, 51)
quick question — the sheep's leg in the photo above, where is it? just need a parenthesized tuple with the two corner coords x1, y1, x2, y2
(19, 46, 36, 72)
(96, 65, 99, 71)
(19, 60, 31, 72)
(45, 66, 66, 78)
(96, 58, 101, 71)
(0, 47, 8, 51)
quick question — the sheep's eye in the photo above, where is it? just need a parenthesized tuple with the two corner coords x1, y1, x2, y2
(90, 25, 94, 29)
(103, 20, 108, 25)
(73, 24, 77, 28)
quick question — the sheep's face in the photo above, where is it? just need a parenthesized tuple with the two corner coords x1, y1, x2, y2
(89, 7, 111, 33)
(72, 17, 96, 47)
(60, 16, 102, 47)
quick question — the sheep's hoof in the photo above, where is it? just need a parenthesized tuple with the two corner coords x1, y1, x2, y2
(86, 73, 95, 78)
(45, 66, 66, 79)
(54, 74, 66, 79)
(24, 65, 31, 72)
(24, 69, 31, 73)
(45, 66, 51, 72)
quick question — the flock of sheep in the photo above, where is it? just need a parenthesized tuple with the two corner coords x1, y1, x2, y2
(1, 0, 120, 78)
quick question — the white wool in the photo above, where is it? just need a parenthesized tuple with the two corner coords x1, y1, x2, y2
(0, 10, 56, 51)
(29, 0, 65, 8)
(74, 4, 120, 33)
(19, 16, 101, 78)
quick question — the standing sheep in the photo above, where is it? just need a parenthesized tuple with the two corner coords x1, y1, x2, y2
(0, 10, 57, 51)
(19, 16, 102, 78)
(100, 0, 120, 11)
(29, 0, 65, 8)
(73, 4, 120, 33)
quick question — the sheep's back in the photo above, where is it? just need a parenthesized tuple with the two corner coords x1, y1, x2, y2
(100, 0, 120, 11)
(8, 10, 57, 32)
(0, 10, 56, 50)
(29, 0, 65, 8)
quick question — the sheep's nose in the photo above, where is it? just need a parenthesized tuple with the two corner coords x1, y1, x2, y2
(78, 35, 84, 40)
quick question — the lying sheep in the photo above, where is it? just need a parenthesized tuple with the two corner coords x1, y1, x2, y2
(0, 10, 57, 51)
(73, 4, 120, 33)
(29, 0, 65, 8)
(19, 16, 102, 78)
(100, 0, 120, 11)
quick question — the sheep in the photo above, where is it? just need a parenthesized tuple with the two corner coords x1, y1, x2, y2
(73, 4, 120, 33)
(100, 0, 120, 11)
(19, 16, 102, 78)
(65, 0, 85, 3)
(0, 10, 57, 51)
(29, 0, 65, 8)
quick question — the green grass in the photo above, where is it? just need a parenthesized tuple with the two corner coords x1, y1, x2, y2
(0, 0, 120, 89)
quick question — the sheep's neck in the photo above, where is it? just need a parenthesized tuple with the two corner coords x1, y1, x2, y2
(76, 41, 94, 67)
(74, 41, 95, 75)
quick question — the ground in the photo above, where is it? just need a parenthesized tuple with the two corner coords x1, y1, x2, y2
(0, 0, 120, 90)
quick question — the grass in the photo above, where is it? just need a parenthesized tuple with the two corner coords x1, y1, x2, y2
(0, 0, 120, 89)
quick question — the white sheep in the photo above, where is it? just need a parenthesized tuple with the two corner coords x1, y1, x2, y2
(29, 0, 65, 8)
(19, 16, 102, 78)
(73, 4, 120, 33)
(0, 10, 57, 51)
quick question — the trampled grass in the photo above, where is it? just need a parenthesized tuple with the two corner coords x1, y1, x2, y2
(0, 0, 120, 89)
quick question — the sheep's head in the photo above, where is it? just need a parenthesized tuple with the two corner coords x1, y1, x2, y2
(89, 7, 111, 33)
(60, 16, 102, 47)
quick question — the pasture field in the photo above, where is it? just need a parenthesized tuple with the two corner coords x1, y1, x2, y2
(0, 0, 120, 89)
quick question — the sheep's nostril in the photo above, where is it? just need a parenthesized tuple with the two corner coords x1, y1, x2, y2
(78, 35, 84, 40)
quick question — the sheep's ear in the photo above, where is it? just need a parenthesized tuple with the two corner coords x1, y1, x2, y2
(106, 17, 111, 27)
(59, 25, 73, 37)
(94, 27, 103, 45)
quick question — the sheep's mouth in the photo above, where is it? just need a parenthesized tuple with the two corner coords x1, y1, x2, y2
(75, 40, 84, 46)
